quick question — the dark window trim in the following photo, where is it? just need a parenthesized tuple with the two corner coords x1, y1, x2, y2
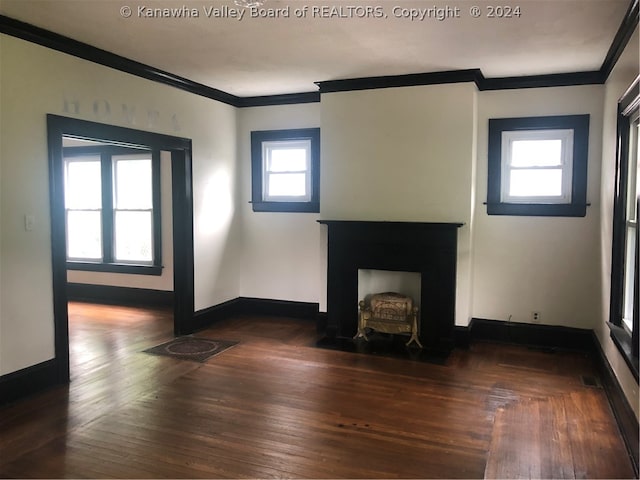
(486, 114, 590, 217)
(66, 262, 162, 276)
(63, 145, 162, 274)
(250, 128, 320, 213)
(609, 76, 640, 381)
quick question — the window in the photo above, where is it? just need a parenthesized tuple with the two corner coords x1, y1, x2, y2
(610, 77, 640, 380)
(64, 146, 162, 275)
(251, 128, 320, 212)
(487, 115, 590, 216)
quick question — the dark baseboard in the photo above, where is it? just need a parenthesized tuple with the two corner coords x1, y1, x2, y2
(592, 331, 640, 477)
(192, 298, 243, 331)
(67, 283, 174, 307)
(237, 297, 319, 319)
(454, 325, 471, 348)
(193, 297, 319, 332)
(317, 312, 328, 334)
(0, 359, 62, 405)
(466, 318, 595, 352)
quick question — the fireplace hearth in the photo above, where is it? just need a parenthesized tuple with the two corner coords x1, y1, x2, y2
(318, 220, 463, 354)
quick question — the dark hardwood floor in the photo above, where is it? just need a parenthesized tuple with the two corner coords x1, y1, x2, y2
(0, 302, 635, 479)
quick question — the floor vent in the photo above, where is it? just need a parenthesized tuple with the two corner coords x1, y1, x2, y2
(580, 375, 602, 388)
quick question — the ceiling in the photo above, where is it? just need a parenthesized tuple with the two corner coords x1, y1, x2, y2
(0, 0, 633, 97)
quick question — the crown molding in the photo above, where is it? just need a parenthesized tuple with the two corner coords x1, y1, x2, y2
(479, 71, 605, 91)
(1, 0, 638, 106)
(601, 0, 639, 82)
(237, 91, 320, 107)
(316, 69, 607, 94)
(316, 69, 484, 93)
(0, 15, 241, 106)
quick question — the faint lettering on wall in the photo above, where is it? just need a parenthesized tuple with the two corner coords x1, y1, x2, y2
(62, 98, 181, 132)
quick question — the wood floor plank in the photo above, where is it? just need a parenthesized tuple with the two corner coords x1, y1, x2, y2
(0, 302, 634, 479)
(484, 391, 634, 479)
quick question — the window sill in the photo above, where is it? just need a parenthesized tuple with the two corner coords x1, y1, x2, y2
(486, 202, 588, 217)
(607, 322, 639, 382)
(66, 262, 163, 276)
(251, 201, 319, 213)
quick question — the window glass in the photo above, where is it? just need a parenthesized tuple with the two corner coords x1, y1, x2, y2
(511, 139, 562, 167)
(67, 210, 102, 259)
(114, 210, 153, 262)
(509, 169, 563, 197)
(268, 173, 307, 197)
(114, 156, 152, 209)
(268, 147, 308, 172)
(65, 158, 102, 209)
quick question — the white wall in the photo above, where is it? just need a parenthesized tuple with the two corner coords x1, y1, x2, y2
(320, 85, 476, 222)
(472, 85, 605, 329)
(66, 150, 174, 291)
(598, 27, 639, 420)
(0, 35, 240, 375)
(237, 103, 322, 303)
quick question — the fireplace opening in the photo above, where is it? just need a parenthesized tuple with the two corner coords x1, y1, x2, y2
(358, 269, 421, 309)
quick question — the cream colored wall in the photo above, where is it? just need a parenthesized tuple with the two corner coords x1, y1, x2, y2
(320, 84, 477, 322)
(0, 35, 240, 375)
(237, 103, 322, 303)
(320, 85, 476, 222)
(66, 151, 174, 291)
(598, 27, 639, 420)
(472, 85, 605, 330)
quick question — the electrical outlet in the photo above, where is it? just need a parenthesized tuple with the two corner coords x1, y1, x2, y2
(532, 311, 541, 323)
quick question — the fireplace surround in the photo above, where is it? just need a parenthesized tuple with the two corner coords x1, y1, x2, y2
(318, 220, 463, 354)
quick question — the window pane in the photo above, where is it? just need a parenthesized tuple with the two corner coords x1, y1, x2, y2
(267, 173, 307, 197)
(509, 169, 563, 197)
(268, 148, 307, 172)
(65, 159, 102, 209)
(623, 224, 636, 332)
(511, 140, 563, 167)
(67, 210, 102, 259)
(114, 157, 152, 209)
(114, 211, 153, 262)
(627, 119, 640, 221)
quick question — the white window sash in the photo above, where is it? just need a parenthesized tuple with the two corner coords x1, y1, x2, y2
(262, 140, 312, 202)
(500, 129, 574, 204)
(112, 154, 154, 263)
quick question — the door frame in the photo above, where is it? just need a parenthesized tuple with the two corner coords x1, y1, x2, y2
(47, 114, 195, 383)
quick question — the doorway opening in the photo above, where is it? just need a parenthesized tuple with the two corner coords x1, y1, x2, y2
(48, 114, 195, 384)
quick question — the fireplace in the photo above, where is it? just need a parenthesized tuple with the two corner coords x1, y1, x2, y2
(358, 269, 421, 309)
(318, 220, 462, 354)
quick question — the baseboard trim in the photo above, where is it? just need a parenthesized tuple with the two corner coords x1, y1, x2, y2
(193, 297, 319, 332)
(238, 297, 319, 319)
(192, 298, 243, 331)
(591, 331, 639, 477)
(466, 318, 595, 352)
(454, 325, 471, 348)
(67, 283, 174, 307)
(0, 359, 62, 405)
